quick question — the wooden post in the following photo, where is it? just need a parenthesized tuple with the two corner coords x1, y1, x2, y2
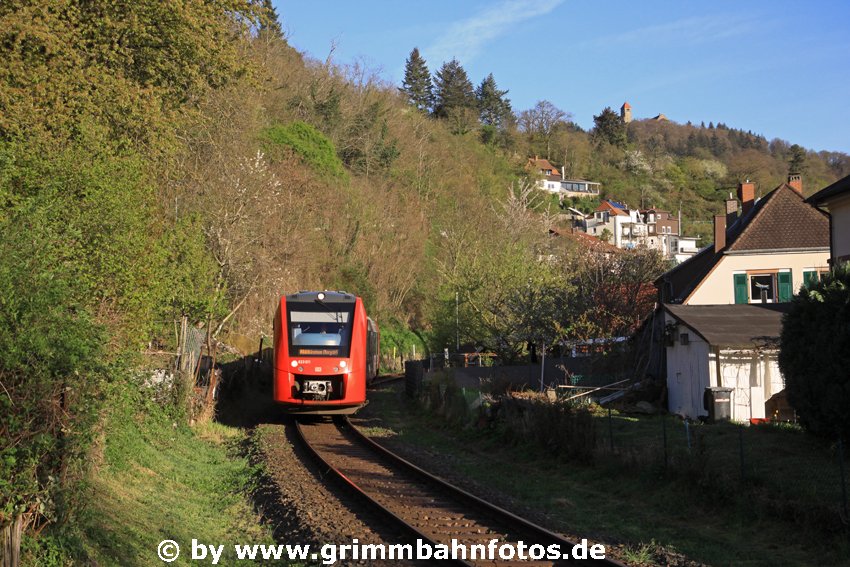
(205, 341, 219, 406)
(2, 514, 23, 567)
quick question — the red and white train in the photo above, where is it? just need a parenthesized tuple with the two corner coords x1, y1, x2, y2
(272, 291, 378, 414)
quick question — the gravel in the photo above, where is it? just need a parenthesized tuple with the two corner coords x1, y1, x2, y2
(250, 420, 420, 566)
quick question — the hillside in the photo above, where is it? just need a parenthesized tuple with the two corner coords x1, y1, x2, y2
(505, 109, 849, 243)
(1, 2, 848, 562)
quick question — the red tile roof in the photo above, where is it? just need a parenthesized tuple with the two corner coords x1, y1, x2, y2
(526, 157, 560, 174)
(727, 183, 829, 251)
(597, 200, 629, 216)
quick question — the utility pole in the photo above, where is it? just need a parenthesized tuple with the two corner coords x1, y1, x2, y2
(455, 291, 460, 352)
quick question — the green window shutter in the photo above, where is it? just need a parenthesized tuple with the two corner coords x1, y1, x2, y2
(734, 273, 748, 304)
(778, 271, 793, 302)
(803, 270, 817, 289)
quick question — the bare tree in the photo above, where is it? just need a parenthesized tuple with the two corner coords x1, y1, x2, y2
(518, 100, 572, 159)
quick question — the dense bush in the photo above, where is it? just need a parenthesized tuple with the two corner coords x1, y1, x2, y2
(261, 122, 349, 180)
(779, 264, 850, 440)
(0, 196, 105, 530)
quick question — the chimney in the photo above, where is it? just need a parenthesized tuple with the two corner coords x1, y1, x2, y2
(725, 192, 738, 227)
(788, 173, 803, 195)
(561, 166, 566, 180)
(738, 180, 756, 216)
(714, 214, 726, 253)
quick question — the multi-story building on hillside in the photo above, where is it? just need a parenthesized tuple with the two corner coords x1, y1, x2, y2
(526, 157, 601, 198)
(580, 201, 695, 260)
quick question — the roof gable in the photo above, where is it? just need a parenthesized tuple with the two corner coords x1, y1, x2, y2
(656, 183, 828, 303)
(527, 157, 559, 174)
(597, 200, 629, 216)
(726, 184, 829, 252)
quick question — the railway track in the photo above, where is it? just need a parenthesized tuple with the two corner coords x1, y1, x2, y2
(295, 418, 625, 566)
(368, 374, 404, 388)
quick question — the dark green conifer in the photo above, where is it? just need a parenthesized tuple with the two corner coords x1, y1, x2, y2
(400, 48, 433, 112)
(475, 73, 512, 128)
(432, 58, 475, 119)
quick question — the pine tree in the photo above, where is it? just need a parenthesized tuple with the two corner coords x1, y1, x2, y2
(400, 48, 433, 112)
(475, 73, 512, 127)
(432, 58, 475, 119)
(788, 144, 807, 174)
(591, 107, 627, 148)
(258, 0, 283, 38)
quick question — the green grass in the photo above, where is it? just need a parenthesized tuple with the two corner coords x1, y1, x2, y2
(362, 387, 850, 567)
(87, 419, 274, 566)
(23, 396, 277, 566)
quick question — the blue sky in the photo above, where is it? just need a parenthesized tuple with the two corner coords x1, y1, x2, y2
(274, 1, 850, 153)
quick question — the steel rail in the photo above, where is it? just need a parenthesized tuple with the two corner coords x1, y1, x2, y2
(293, 419, 472, 566)
(294, 417, 626, 566)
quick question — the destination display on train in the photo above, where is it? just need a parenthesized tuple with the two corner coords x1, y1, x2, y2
(298, 348, 339, 356)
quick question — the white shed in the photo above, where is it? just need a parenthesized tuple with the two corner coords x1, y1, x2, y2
(663, 303, 790, 421)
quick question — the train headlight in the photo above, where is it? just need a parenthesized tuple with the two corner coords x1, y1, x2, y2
(339, 360, 347, 368)
(317, 292, 325, 301)
(290, 360, 298, 368)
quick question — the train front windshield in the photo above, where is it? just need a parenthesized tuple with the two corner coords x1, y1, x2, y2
(287, 302, 355, 357)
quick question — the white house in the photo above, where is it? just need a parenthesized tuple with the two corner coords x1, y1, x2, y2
(663, 303, 788, 421)
(582, 201, 691, 259)
(670, 236, 700, 263)
(526, 157, 601, 198)
(653, 176, 831, 421)
(657, 178, 830, 305)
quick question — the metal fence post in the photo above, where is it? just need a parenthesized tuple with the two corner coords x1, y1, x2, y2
(738, 427, 746, 483)
(608, 407, 614, 452)
(405, 360, 423, 398)
(684, 420, 691, 452)
(839, 438, 848, 520)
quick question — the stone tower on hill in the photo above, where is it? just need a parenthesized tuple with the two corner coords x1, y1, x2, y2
(620, 101, 632, 124)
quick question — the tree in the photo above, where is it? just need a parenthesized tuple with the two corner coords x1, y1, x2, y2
(432, 58, 475, 119)
(566, 245, 667, 339)
(475, 73, 512, 128)
(518, 100, 570, 159)
(400, 48, 433, 113)
(788, 143, 807, 175)
(779, 265, 850, 440)
(258, 0, 284, 38)
(0, 0, 261, 148)
(591, 107, 627, 148)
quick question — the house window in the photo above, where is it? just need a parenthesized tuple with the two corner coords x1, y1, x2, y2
(734, 270, 793, 304)
(803, 269, 829, 288)
(750, 274, 775, 303)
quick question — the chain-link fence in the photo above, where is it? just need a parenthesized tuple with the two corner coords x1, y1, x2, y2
(598, 410, 848, 528)
(412, 365, 849, 531)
